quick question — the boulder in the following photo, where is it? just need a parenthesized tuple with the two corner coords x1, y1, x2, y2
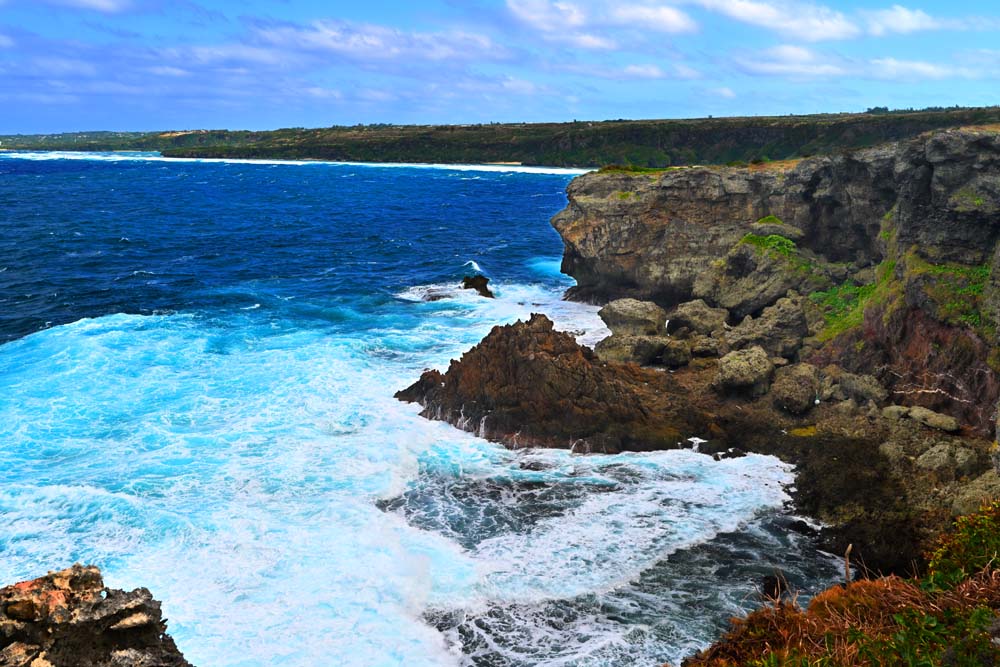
(953, 471, 1000, 515)
(693, 240, 833, 320)
(915, 443, 979, 479)
(461, 275, 494, 298)
(908, 406, 961, 433)
(771, 363, 820, 415)
(837, 371, 889, 405)
(0, 565, 191, 667)
(667, 299, 729, 336)
(690, 335, 722, 358)
(725, 296, 809, 359)
(594, 335, 665, 365)
(882, 405, 911, 420)
(598, 298, 667, 336)
(715, 346, 775, 397)
(749, 220, 805, 240)
(660, 339, 692, 368)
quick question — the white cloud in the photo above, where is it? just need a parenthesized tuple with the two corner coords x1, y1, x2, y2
(506, 0, 587, 31)
(46, 0, 132, 12)
(611, 5, 698, 33)
(256, 21, 503, 62)
(738, 44, 846, 76)
(696, 0, 860, 41)
(506, 0, 618, 49)
(869, 57, 975, 80)
(0, 34, 13, 48)
(712, 86, 737, 98)
(864, 5, 940, 35)
(622, 63, 667, 78)
(148, 66, 190, 77)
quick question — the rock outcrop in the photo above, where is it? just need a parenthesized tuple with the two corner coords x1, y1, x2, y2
(396, 314, 708, 452)
(0, 564, 191, 667)
(552, 127, 1000, 436)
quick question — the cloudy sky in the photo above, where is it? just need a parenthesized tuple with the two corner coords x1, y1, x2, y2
(1, 0, 999, 132)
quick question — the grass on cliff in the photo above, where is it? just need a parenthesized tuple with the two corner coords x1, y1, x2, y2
(905, 251, 993, 336)
(740, 233, 797, 257)
(684, 502, 1000, 667)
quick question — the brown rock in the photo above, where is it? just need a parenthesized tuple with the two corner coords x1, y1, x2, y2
(461, 275, 494, 298)
(772, 363, 820, 415)
(0, 565, 191, 667)
(396, 314, 710, 452)
(598, 298, 667, 336)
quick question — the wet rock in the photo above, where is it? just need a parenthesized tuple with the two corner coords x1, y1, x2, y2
(715, 346, 774, 397)
(667, 299, 728, 336)
(396, 314, 708, 452)
(0, 565, 191, 667)
(909, 406, 961, 433)
(771, 363, 820, 415)
(461, 275, 494, 298)
(598, 298, 667, 336)
(594, 335, 665, 365)
(725, 296, 808, 359)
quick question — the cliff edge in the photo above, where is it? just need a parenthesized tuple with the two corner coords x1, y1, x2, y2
(552, 126, 1000, 437)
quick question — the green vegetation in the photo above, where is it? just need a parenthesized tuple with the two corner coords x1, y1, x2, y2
(740, 233, 796, 257)
(615, 190, 636, 200)
(4, 107, 1000, 168)
(687, 502, 1000, 667)
(906, 252, 992, 336)
(809, 281, 878, 340)
(755, 214, 785, 225)
(927, 501, 1000, 589)
(951, 188, 987, 211)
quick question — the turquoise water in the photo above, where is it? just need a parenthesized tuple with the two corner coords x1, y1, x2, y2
(0, 152, 839, 666)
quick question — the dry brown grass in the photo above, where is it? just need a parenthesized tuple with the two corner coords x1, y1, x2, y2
(685, 571, 1000, 666)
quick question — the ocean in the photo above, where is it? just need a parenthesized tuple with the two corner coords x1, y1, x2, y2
(0, 151, 840, 666)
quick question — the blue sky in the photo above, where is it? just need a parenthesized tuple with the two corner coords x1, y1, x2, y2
(1, 0, 999, 132)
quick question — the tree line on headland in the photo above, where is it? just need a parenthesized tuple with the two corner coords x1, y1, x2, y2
(3, 106, 999, 168)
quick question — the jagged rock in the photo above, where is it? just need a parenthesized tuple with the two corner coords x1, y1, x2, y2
(909, 406, 961, 433)
(692, 241, 826, 320)
(461, 275, 494, 298)
(594, 335, 665, 365)
(724, 296, 808, 359)
(715, 346, 774, 397)
(915, 443, 979, 479)
(0, 565, 191, 667)
(772, 363, 820, 415)
(395, 314, 710, 452)
(667, 299, 728, 336)
(598, 298, 667, 336)
(660, 339, 692, 368)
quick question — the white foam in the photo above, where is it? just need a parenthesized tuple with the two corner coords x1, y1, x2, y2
(0, 151, 592, 175)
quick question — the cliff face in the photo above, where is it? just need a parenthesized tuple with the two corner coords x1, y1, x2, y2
(553, 127, 1000, 435)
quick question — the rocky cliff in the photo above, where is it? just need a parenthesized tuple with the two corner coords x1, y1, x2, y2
(553, 126, 1000, 436)
(0, 565, 191, 667)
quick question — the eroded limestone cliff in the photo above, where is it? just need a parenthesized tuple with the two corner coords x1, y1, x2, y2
(553, 126, 1000, 436)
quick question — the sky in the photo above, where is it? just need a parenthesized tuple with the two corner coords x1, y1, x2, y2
(1, 0, 999, 133)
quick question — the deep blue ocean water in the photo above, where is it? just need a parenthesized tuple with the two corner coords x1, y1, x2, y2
(0, 151, 840, 666)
